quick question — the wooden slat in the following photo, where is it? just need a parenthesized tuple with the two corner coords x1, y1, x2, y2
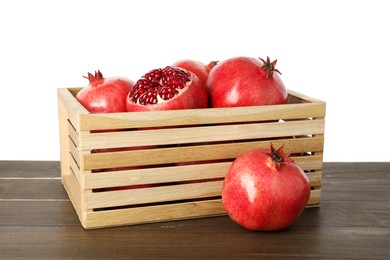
(307, 189, 321, 207)
(84, 162, 230, 189)
(293, 155, 324, 171)
(69, 153, 83, 187)
(85, 199, 226, 229)
(62, 170, 84, 226)
(69, 138, 80, 168)
(86, 181, 224, 209)
(287, 89, 326, 104)
(82, 136, 324, 170)
(306, 170, 322, 188)
(79, 119, 325, 150)
(68, 120, 79, 148)
(57, 96, 72, 179)
(79, 102, 325, 131)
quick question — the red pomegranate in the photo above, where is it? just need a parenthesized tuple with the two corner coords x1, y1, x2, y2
(206, 56, 288, 108)
(222, 144, 310, 231)
(76, 70, 134, 113)
(126, 66, 208, 112)
(172, 59, 218, 85)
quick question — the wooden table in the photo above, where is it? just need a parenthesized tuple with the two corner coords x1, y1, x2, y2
(0, 162, 389, 259)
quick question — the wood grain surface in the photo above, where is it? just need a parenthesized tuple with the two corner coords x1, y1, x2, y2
(0, 161, 389, 259)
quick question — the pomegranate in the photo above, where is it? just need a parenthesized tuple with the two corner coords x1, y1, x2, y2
(222, 144, 310, 231)
(76, 70, 134, 113)
(126, 66, 208, 112)
(206, 56, 288, 108)
(172, 59, 218, 85)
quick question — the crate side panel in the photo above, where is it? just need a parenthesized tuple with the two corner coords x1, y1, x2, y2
(59, 87, 325, 228)
(57, 96, 71, 178)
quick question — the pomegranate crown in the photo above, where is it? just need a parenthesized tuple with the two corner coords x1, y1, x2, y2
(83, 70, 104, 83)
(259, 56, 282, 79)
(206, 61, 219, 72)
(265, 143, 293, 169)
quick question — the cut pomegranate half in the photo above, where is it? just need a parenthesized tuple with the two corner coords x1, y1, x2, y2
(126, 66, 208, 111)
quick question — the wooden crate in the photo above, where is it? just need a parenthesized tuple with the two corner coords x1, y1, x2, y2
(57, 88, 326, 229)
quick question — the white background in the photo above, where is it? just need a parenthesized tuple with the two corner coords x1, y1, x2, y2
(0, 0, 389, 162)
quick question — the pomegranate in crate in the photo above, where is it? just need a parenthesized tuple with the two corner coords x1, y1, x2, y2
(76, 70, 134, 113)
(126, 66, 208, 111)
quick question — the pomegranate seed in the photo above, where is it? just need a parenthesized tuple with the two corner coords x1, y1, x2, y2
(129, 66, 191, 105)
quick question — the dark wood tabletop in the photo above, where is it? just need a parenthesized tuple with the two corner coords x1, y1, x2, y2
(0, 161, 389, 259)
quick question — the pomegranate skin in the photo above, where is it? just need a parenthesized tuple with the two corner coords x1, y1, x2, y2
(222, 147, 310, 231)
(206, 57, 288, 108)
(172, 60, 217, 85)
(77, 72, 134, 113)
